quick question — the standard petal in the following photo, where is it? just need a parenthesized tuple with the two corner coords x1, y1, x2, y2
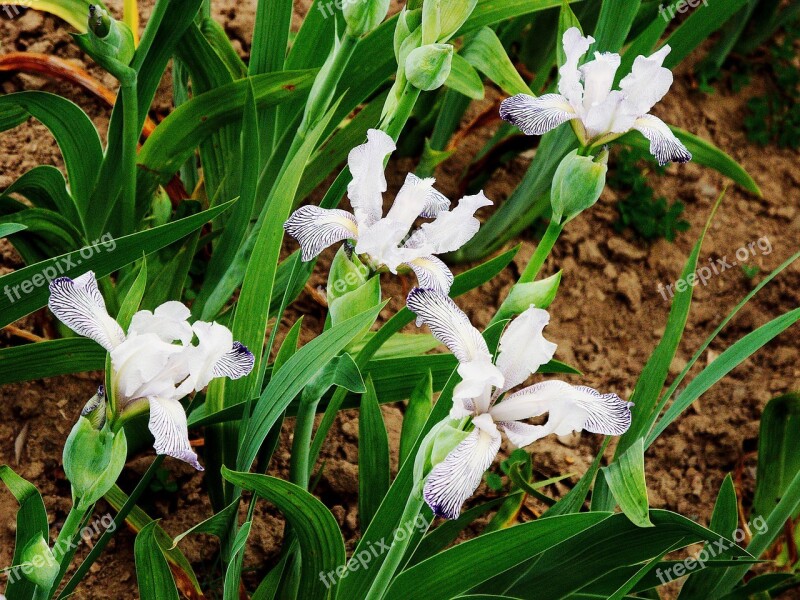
(619, 45, 673, 117)
(212, 341, 255, 380)
(490, 380, 633, 439)
(347, 128, 396, 227)
(409, 192, 493, 255)
(495, 306, 558, 393)
(48, 271, 126, 351)
(558, 27, 594, 109)
(454, 360, 504, 413)
(284, 205, 360, 261)
(633, 114, 692, 165)
(423, 428, 501, 519)
(406, 288, 490, 363)
(148, 396, 203, 470)
(385, 173, 447, 232)
(111, 333, 186, 402)
(129, 301, 193, 345)
(580, 51, 621, 111)
(405, 255, 455, 295)
(355, 218, 414, 271)
(499, 93, 577, 136)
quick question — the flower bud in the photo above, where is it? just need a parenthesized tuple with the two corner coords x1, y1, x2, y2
(327, 247, 382, 349)
(422, 0, 478, 44)
(405, 44, 453, 91)
(78, 5, 135, 71)
(21, 535, 58, 589)
(63, 390, 127, 509)
(344, 0, 391, 37)
(394, 8, 423, 63)
(550, 149, 608, 224)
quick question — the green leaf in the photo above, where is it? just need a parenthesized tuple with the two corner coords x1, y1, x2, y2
(400, 371, 434, 465)
(237, 303, 385, 472)
(134, 522, 179, 600)
(0, 92, 102, 218)
(618, 126, 761, 196)
(649, 307, 800, 444)
(0, 201, 233, 329)
(457, 0, 585, 35)
(0, 208, 85, 253)
(222, 468, 346, 600)
(601, 438, 653, 527)
(590, 0, 641, 52)
(170, 498, 239, 550)
(446, 53, 485, 99)
(0, 465, 49, 600)
(359, 376, 390, 530)
(0, 165, 81, 230)
(0, 338, 104, 386)
(463, 27, 531, 96)
(663, 0, 749, 68)
(0, 223, 27, 238)
(0, 0, 98, 31)
(384, 513, 610, 600)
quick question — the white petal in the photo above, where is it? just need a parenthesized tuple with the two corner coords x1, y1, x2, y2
(347, 129, 396, 227)
(633, 114, 692, 165)
(111, 333, 186, 402)
(454, 359, 504, 414)
(580, 52, 621, 111)
(619, 45, 673, 117)
(423, 428, 501, 519)
(355, 218, 412, 271)
(409, 191, 493, 255)
(449, 396, 476, 420)
(558, 27, 594, 109)
(212, 341, 255, 380)
(284, 206, 359, 261)
(490, 380, 633, 439)
(385, 173, 444, 232)
(186, 321, 241, 392)
(405, 255, 455, 295)
(495, 306, 558, 393)
(148, 396, 203, 470)
(583, 90, 634, 138)
(500, 94, 577, 136)
(48, 271, 125, 351)
(498, 420, 547, 448)
(129, 301, 193, 345)
(406, 288, 490, 364)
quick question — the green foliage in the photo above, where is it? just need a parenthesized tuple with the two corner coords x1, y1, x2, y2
(610, 147, 690, 242)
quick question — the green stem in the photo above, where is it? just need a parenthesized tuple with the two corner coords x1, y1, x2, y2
(120, 73, 138, 235)
(364, 487, 426, 600)
(290, 392, 322, 489)
(381, 82, 422, 141)
(46, 503, 90, 598)
(56, 456, 165, 600)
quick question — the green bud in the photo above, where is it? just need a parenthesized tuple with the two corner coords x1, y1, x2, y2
(421, 0, 478, 43)
(327, 245, 369, 307)
(405, 43, 453, 91)
(344, 0, 391, 37)
(495, 271, 562, 322)
(78, 4, 135, 72)
(550, 149, 608, 225)
(20, 535, 58, 589)
(88, 4, 111, 37)
(413, 419, 470, 485)
(63, 392, 127, 510)
(394, 8, 423, 63)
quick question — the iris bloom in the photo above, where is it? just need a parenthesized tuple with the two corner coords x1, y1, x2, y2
(48, 271, 254, 470)
(407, 288, 633, 519)
(284, 129, 492, 295)
(500, 27, 692, 166)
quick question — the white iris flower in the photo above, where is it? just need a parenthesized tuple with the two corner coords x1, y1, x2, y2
(500, 27, 692, 166)
(407, 288, 633, 519)
(284, 129, 492, 295)
(48, 271, 254, 470)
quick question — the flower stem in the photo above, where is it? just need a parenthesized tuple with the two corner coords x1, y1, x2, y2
(364, 487, 426, 600)
(46, 503, 91, 598)
(119, 73, 138, 236)
(518, 218, 564, 284)
(290, 391, 321, 489)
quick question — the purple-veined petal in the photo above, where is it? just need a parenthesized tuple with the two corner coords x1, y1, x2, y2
(500, 93, 577, 136)
(619, 45, 673, 116)
(48, 271, 125, 352)
(148, 396, 203, 470)
(409, 192, 493, 255)
(572, 385, 634, 436)
(186, 321, 239, 392)
(405, 255, 455, 295)
(633, 114, 692, 165)
(498, 420, 547, 448)
(423, 427, 501, 519)
(347, 129, 396, 227)
(212, 341, 254, 380)
(495, 306, 558, 393)
(406, 288, 490, 364)
(129, 301, 193, 344)
(284, 205, 360, 261)
(558, 27, 594, 109)
(580, 51, 621, 111)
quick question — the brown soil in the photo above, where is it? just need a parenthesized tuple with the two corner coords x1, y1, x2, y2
(1, 2, 799, 599)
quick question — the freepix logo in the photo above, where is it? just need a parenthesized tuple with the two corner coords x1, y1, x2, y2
(3, 233, 117, 304)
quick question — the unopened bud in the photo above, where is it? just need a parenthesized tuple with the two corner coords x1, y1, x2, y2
(550, 149, 608, 224)
(405, 43, 453, 91)
(422, 0, 478, 44)
(344, 0, 391, 37)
